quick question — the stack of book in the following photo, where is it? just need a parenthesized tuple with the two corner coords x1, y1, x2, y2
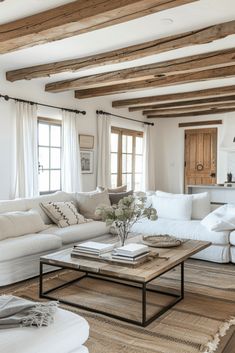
(111, 243, 150, 264)
(71, 241, 115, 259)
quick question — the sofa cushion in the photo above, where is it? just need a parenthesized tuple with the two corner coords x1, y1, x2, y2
(40, 201, 89, 228)
(0, 199, 28, 213)
(132, 218, 230, 245)
(75, 190, 111, 220)
(40, 222, 109, 245)
(0, 308, 89, 353)
(0, 233, 62, 262)
(230, 231, 235, 246)
(201, 204, 235, 231)
(153, 192, 193, 221)
(0, 209, 46, 241)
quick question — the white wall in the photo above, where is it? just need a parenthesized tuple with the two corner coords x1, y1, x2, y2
(151, 112, 235, 193)
(0, 72, 144, 199)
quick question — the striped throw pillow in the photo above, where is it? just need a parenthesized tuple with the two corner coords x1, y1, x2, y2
(40, 201, 89, 228)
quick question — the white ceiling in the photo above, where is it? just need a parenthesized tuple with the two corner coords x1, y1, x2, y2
(0, 0, 235, 102)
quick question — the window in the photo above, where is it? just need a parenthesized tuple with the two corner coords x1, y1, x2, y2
(38, 118, 62, 194)
(111, 127, 143, 191)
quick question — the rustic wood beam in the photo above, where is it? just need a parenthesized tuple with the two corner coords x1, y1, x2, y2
(147, 107, 235, 118)
(6, 19, 235, 81)
(143, 103, 235, 115)
(112, 85, 235, 108)
(0, 0, 197, 54)
(74, 66, 235, 99)
(45, 48, 235, 93)
(129, 95, 235, 111)
(178, 120, 223, 127)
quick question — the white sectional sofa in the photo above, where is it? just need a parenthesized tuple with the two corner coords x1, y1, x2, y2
(132, 218, 231, 263)
(0, 191, 109, 286)
(0, 190, 234, 287)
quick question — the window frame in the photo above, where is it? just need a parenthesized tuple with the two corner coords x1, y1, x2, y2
(37, 117, 62, 195)
(111, 126, 144, 190)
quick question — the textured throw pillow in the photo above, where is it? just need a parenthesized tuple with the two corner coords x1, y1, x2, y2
(201, 204, 235, 231)
(40, 201, 88, 228)
(97, 185, 127, 193)
(0, 209, 46, 241)
(75, 190, 111, 220)
(153, 191, 193, 220)
(156, 190, 210, 220)
(109, 190, 134, 205)
(191, 192, 211, 220)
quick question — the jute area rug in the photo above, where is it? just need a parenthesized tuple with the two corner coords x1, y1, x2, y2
(1, 260, 235, 353)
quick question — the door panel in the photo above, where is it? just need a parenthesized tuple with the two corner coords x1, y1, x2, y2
(184, 128, 217, 190)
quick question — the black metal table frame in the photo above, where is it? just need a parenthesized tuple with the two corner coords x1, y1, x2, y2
(39, 261, 184, 327)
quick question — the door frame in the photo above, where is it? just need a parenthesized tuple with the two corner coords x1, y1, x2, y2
(184, 127, 218, 192)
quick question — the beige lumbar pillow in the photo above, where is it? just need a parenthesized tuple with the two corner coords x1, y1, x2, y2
(40, 201, 88, 228)
(0, 209, 46, 241)
(97, 185, 127, 193)
(75, 190, 111, 220)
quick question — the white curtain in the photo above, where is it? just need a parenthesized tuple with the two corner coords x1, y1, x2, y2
(14, 101, 38, 198)
(62, 110, 82, 192)
(143, 124, 157, 191)
(97, 113, 111, 188)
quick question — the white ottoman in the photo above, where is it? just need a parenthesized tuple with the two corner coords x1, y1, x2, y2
(0, 308, 89, 353)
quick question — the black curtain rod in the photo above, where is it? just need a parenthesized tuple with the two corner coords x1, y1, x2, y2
(0, 93, 86, 115)
(96, 110, 154, 126)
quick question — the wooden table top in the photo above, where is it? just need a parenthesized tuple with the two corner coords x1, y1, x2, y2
(41, 234, 211, 283)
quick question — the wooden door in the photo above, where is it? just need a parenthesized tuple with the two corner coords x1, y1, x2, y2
(184, 128, 217, 189)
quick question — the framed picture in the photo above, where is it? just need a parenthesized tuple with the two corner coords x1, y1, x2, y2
(79, 134, 94, 149)
(81, 150, 94, 174)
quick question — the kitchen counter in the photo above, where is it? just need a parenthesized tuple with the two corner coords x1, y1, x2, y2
(187, 185, 235, 204)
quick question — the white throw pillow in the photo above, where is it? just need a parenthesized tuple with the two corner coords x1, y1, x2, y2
(40, 201, 88, 228)
(0, 209, 46, 241)
(191, 192, 211, 220)
(201, 204, 235, 231)
(152, 192, 193, 220)
(76, 190, 111, 220)
(156, 191, 210, 220)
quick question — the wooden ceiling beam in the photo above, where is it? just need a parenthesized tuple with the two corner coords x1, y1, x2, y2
(143, 102, 235, 115)
(129, 95, 235, 111)
(178, 120, 223, 127)
(147, 107, 235, 118)
(6, 18, 235, 81)
(45, 48, 235, 93)
(74, 65, 235, 99)
(0, 0, 197, 54)
(112, 85, 235, 108)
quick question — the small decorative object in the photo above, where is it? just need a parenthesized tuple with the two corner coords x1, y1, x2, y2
(80, 150, 94, 174)
(142, 234, 182, 248)
(96, 195, 157, 246)
(227, 172, 233, 183)
(79, 134, 94, 149)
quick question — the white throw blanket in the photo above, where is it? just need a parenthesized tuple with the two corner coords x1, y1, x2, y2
(0, 295, 58, 329)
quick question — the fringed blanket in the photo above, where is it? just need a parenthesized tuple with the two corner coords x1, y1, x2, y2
(0, 295, 57, 329)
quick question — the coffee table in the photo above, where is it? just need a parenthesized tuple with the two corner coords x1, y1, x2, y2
(39, 235, 210, 327)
